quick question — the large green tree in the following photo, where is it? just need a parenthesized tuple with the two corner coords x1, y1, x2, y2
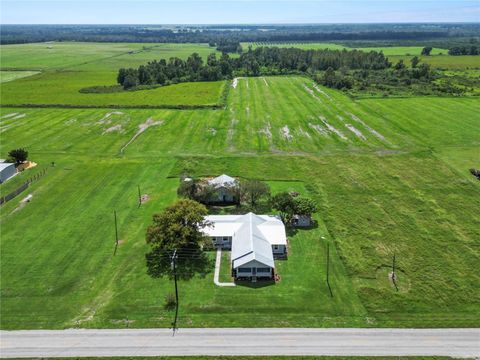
(145, 199, 212, 280)
(240, 179, 270, 208)
(8, 148, 28, 165)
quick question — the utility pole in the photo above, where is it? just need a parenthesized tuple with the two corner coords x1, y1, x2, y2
(171, 249, 179, 334)
(114, 210, 119, 255)
(392, 253, 398, 291)
(137, 185, 141, 207)
(326, 242, 333, 297)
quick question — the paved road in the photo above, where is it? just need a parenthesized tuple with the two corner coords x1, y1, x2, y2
(1, 328, 479, 358)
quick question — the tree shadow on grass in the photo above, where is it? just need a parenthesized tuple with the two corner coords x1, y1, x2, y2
(145, 247, 214, 281)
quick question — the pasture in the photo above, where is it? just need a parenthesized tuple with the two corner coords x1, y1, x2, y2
(0, 43, 479, 330)
(242, 42, 448, 56)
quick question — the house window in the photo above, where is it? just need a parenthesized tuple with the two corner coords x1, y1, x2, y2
(273, 245, 279, 250)
(238, 268, 251, 273)
(223, 237, 229, 242)
(256, 267, 271, 273)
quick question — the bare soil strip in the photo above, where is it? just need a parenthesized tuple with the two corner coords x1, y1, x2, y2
(303, 85, 322, 102)
(97, 111, 124, 125)
(120, 118, 163, 153)
(262, 77, 269, 87)
(319, 116, 347, 140)
(258, 121, 273, 140)
(313, 84, 333, 100)
(347, 112, 388, 142)
(280, 125, 293, 141)
(308, 122, 328, 135)
(103, 124, 124, 134)
(337, 115, 367, 140)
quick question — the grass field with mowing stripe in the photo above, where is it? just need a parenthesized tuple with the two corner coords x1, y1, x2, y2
(242, 42, 448, 56)
(1, 73, 479, 329)
(0, 72, 226, 107)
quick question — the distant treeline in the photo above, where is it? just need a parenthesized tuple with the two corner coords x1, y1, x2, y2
(2, 23, 479, 45)
(117, 47, 390, 89)
(448, 46, 480, 56)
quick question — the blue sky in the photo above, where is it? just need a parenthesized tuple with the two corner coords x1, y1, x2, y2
(1, 0, 479, 24)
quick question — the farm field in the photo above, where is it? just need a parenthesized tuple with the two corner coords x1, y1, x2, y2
(0, 42, 221, 71)
(242, 42, 448, 56)
(0, 72, 226, 107)
(1, 67, 479, 331)
(389, 55, 480, 69)
(0, 70, 40, 83)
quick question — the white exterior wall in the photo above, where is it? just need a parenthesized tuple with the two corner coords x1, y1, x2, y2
(234, 260, 273, 278)
(272, 244, 286, 255)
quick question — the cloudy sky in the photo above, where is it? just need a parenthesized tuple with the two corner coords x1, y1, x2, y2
(1, 0, 479, 24)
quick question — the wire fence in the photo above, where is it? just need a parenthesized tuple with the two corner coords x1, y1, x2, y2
(0, 167, 48, 206)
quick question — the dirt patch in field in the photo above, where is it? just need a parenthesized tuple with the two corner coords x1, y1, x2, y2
(258, 122, 273, 140)
(319, 116, 347, 140)
(103, 124, 124, 134)
(17, 161, 37, 171)
(12, 194, 33, 214)
(208, 127, 217, 136)
(120, 117, 163, 153)
(97, 111, 124, 125)
(140, 194, 150, 204)
(280, 125, 293, 141)
(303, 85, 322, 102)
(1, 112, 26, 121)
(296, 127, 312, 139)
(65, 118, 77, 125)
(246, 107, 250, 116)
(0, 112, 19, 119)
(347, 112, 387, 142)
(313, 84, 333, 100)
(308, 122, 328, 135)
(232, 78, 239, 89)
(337, 116, 366, 141)
(262, 77, 269, 87)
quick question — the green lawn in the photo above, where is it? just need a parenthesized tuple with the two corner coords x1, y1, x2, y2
(1, 74, 479, 329)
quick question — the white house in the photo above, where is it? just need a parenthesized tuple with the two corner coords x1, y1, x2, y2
(204, 212, 287, 281)
(0, 162, 16, 184)
(207, 174, 238, 204)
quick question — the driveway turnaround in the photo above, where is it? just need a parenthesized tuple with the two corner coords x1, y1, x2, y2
(1, 328, 479, 358)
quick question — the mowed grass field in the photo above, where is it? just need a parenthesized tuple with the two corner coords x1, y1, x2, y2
(0, 42, 225, 107)
(1, 69, 479, 330)
(243, 42, 448, 56)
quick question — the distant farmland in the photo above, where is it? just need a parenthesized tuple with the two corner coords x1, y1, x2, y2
(0, 42, 479, 330)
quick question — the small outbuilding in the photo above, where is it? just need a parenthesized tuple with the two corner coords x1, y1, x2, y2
(292, 214, 312, 227)
(207, 174, 238, 204)
(0, 163, 16, 184)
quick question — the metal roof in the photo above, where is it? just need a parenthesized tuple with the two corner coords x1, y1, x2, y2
(204, 212, 287, 269)
(0, 162, 15, 171)
(207, 174, 237, 188)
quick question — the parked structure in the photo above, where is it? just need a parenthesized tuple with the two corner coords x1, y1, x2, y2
(292, 214, 312, 227)
(204, 212, 287, 281)
(0, 162, 16, 183)
(207, 174, 238, 204)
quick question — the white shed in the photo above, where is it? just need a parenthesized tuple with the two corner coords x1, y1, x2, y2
(0, 163, 16, 183)
(207, 174, 238, 204)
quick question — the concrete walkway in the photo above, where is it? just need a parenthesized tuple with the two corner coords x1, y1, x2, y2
(213, 248, 235, 287)
(1, 328, 479, 358)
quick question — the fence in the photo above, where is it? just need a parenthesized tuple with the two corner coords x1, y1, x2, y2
(0, 167, 48, 206)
